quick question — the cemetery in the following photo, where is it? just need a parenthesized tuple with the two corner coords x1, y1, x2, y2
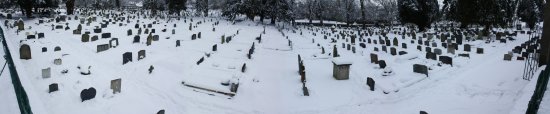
(0, 0, 549, 114)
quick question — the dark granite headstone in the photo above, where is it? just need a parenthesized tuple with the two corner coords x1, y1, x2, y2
(370, 53, 378, 64)
(123, 52, 132, 64)
(20, 44, 32, 60)
(49, 83, 58, 93)
(413, 64, 428, 77)
(439, 56, 453, 66)
(367, 77, 375, 91)
(378, 60, 387, 68)
(138, 50, 146, 60)
(80, 87, 96, 102)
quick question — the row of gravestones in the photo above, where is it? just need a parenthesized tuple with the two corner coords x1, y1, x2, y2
(49, 78, 121, 102)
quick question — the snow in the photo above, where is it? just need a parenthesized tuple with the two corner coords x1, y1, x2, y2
(0, 43, 21, 114)
(0, 10, 544, 114)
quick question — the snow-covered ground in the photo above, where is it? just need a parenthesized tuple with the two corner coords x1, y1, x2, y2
(0, 43, 21, 114)
(0, 10, 545, 114)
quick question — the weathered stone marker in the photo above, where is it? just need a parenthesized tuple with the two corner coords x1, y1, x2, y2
(20, 44, 31, 60)
(332, 58, 352, 80)
(97, 44, 109, 52)
(111, 78, 121, 94)
(439, 56, 453, 66)
(42, 67, 51, 78)
(123, 52, 132, 65)
(367, 77, 375, 91)
(413, 64, 428, 77)
(378, 60, 387, 68)
(138, 50, 146, 60)
(49, 83, 58, 93)
(80, 87, 96, 102)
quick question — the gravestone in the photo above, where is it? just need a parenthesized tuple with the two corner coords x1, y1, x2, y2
(426, 47, 432, 53)
(198, 32, 202, 38)
(109, 38, 119, 48)
(146, 34, 153, 46)
(477, 48, 484, 54)
(133, 36, 140, 43)
(393, 38, 398, 46)
(213, 44, 217, 51)
(138, 50, 146, 60)
(42, 67, 51, 78)
(27, 35, 35, 39)
(417, 45, 422, 51)
(370, 53, 378, 64)
(390, 47, 397, 56)
(382, 46, 387, 52)
(426, 52, 437, 60)
(402, 43, 407, 49)
(192, 34, 197, 40)
(101, 33, 111, 38)
(42, 47, 47, 52)
(367, 77, 375, 91)
(153, 35, 159, 41)
(54, 59, 62, 65)
(197, 57, 204, 65)
(91, 35, 98, 41)
(80, 87, 96, 102)
(94, 28, 101, 33)
(81, 34, 90, 42)
(54, 46, 61, 51)
(413, 64, 428, 77)
(464, 44, 471, 52)
(176, 40, 181, 47)
(439, 56, 453, 66)
(97, 44, 109, 52)
(399, 51, 408, 55)
(49, 83, 58, 93)
(123, 52, 132, 65)
(111, 78, 121, 94)
(504, 54, 512, 61)
(20, 44, 31, 60)
(332, 58, 352, 80)
(434, 48, 442, 55)
(127, 29, 132, 36)
(38, 33, 44, 38)
(447, 45, 455, 54)
(378, 60, 387, 69)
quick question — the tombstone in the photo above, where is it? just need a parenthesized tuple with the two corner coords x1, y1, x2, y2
(197, 57, 204, 65)
(133, 36, 140, 43)
(332, 58, 352, 80)
(107, 38, 119, 48)
(504, 54, 512, 61)
(73, 29, 81, 34)
(97, 44, 109, 52)
(111, 78, 122, 94)
(374, 47, 379, 52)
(464, 44, 471, 52)
(366, 77, 375, 91)
(146, 34, 153, 46)
(417, 45, 422, 51)
(81, 34, 90, 42)
(27, 35, 36, 39)
(38, 33, 44, 38)
(80, 87, 96, 102)
(476, 48, 484, 54)
(458, 54, 470, 58)
(138, 50, 146, 60)
(425, 47, 432, 53)
(91, 35, 98, 41)
(426, 52, 437, 60)
(378, 60, 387, 69)
(42, 67, 51, 78)
(413, 64, 428, 77)
(123, 52, 132, 65)
(434, 48, 442, 55)
(399, 51, 408, 55)
(191, 34, 197, 40)
(20, 44, 32, 60)
(402, 43, 407, 49)
(370, 53, 378, 64)
(94, 28, 102, 33)
(54, 59, 62, 65)
(151, 29, 156, 33)
(439, 56, 453, 66)
(42, 47, 47, 52)
(420, 111, 428, 114)
(447, 45, 455, 54)
(390, 47, 397, 56)
(212, 44, 217, 51)
(17, 20, 24, 31)
(230, 82, 239, 92)
(198, 32, 202, 38)
(157, 110, 165, 114)
(176, 40, 181, 47)
(153, 35, 159, 41)
(127, 29, 132, 36)
(393, 38, 399, 46)
(101, 33, 111, 38)
(49, 83, 58, 93)
(382, 46, 387, 52)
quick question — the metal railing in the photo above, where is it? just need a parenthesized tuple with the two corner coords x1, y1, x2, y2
(525, 65, 550, 114)
(0, 26, 33, 114)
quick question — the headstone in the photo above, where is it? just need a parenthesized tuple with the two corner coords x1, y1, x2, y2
(402, 43, 407, 49)
(146, 34, 153, 46)
(133, 36, 140, 43)
(91, 35, 98, 41)
(192, 34, 197, 40)
(127, 29, 132, 36)
(382, 46, 387, 52)
(20, 44, 31, 60)
(213, 44, 217, 51)
(94, 28, 101, 33)
(370, 53, 378, 64)
(42, 47, 47, 52)
(49, 83, 58, 93)
(447, 45, 455, 54)
(434, 48, 442, 55)
(464, 44, 471, 52)
(378, 60, 387, 68)
(97, 44, 109, 52)
(109, 38, 119, 48)
(123, 52, 132, 65)
(426, 52, 437, 60)
(101, 33, 111, 38)
(27, 35, 36, 39)
(153, 35, 159, 41)
(476, 48, 484, 54)
(54, 59, 62, 65)
(393, 38, 398, 46)
(439, 56, 453, 66)
(54, 46, 61, 51)
(399, 51, 408, 55)
(138, 50, 146, 60)
(80, 87, 96, 102)
(176, 40, 181, 47)
(38, 33, 44, 38)
(110, 78, 121, 94)
(504, 54, 512, 61)
(81, 34, 90, 42)
(413, 64, 428, 77)
(390, 47, 397, 56)
(367, 77, 375, 91)
(42, 67, 51, 78)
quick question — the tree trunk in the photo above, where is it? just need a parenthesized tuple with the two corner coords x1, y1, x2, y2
(539, 1, 550, 66)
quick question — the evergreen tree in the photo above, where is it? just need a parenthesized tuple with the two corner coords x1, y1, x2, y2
(398, 0, 439, 31)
